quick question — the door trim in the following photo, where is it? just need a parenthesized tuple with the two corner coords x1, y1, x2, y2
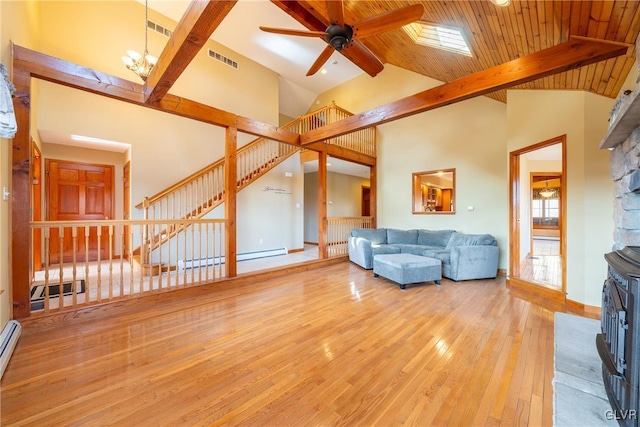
(508, 135, 567, 297)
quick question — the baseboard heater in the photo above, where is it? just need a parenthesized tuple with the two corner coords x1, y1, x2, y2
(178, 247, 288, 270)
(0, 320, 21, 379)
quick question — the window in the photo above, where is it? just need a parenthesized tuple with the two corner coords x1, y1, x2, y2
(403, 22, 472, 56)
(532, 196, 559, 227)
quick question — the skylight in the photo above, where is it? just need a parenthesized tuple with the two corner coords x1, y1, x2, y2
(403, 22, 472, 57)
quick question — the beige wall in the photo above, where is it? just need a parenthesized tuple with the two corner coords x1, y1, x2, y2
(506, 90, 614, 307)
(304, 171, 370, 243)
(316, 64, 509, 268)
(0, 1, 282, 322)
(1, 0, 40, 324)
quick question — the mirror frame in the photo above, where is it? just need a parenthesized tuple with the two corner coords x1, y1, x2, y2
(412, 168, 456, 214)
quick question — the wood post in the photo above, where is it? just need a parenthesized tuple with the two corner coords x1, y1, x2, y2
(11, 67, 32, 318)
(225, 126, 237, 277)
(317, 151, 328, 259)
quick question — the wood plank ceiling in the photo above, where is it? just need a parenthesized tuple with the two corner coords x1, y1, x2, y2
(277, 1, 640, 103)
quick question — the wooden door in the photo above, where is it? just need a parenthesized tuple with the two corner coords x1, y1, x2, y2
(46, 160, 114, 264)
(123, 161, 131, 260)
(361, 186, 370, 216)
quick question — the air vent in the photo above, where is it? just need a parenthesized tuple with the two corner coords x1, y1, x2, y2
(147, 20, 172, 38)
(208, 49, 239, 70)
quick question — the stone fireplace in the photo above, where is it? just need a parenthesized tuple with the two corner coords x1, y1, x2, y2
(598, 69, 640, 426)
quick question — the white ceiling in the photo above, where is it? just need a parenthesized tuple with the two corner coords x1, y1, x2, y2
(147, 0, 364, 118)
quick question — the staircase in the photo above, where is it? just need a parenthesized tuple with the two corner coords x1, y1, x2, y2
(134, 102, 376, 262)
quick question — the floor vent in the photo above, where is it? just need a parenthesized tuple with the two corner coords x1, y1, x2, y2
(179, 247, 287, 270)
(147, 20, 172, 38)
(208, 49, 239, 70)
(0, 320, 21, 379)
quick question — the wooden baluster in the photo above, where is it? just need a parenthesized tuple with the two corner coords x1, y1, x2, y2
(96, 225, 102, 301)
(70, 225, 77, 308)
(119, 225, 124, 298)
(43, 227, 50, 312)
(157, 223, 162, 289)
(128, 224, 133, 297)
(108, 224, 114, 299)
(166, 220, 172, 289)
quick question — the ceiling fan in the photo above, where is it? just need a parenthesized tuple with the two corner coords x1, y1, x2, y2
(259, 1, 424, 77)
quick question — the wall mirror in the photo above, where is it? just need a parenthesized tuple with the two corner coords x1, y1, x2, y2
(412, 168, 456, 214)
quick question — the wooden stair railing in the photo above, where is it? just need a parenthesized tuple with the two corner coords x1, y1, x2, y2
(134, 102, 376, 261)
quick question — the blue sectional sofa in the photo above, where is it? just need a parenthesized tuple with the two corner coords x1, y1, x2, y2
(347, 228, 499, 281)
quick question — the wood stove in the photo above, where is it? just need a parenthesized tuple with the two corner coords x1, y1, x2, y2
(597, 246, 640, 425)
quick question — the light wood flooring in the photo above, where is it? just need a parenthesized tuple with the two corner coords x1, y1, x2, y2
(519, 238, 562, 290)
(3, 260, 565, 426)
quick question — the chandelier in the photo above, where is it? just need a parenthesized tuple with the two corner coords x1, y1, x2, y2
(539, 180, 556, 198)
(121, 0, 157, 81)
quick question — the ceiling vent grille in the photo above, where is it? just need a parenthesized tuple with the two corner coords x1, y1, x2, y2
(147, 20, 172, 38)
(208, 49, 239, 70)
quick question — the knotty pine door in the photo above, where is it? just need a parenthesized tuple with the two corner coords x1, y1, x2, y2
(46, 159, 114, 264)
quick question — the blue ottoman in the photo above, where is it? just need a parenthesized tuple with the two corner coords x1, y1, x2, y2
(373, 253, 442, 289)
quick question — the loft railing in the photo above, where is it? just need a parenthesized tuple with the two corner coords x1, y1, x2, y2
(295, 102, 376, 157)
(327, 216, 374, 257)
(29, 215, 369, 314)
(30, 219, 225, 315)
(136, 103, 376, 224)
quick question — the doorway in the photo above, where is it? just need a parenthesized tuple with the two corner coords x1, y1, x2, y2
(361, 186, 370, 216)
(45, 159, 114, 264)
(508, 136, 567, 297)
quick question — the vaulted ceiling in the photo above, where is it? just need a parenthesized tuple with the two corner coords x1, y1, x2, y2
(267, 0, 640, 103)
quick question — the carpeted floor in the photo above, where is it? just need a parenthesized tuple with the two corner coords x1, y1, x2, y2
(553, 312, 616, 426)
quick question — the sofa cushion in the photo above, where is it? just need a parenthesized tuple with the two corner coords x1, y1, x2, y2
(387, 229, 418, 245)
(422, 249, 451, 264)
(372, 245, 401, 257)
(396, 244, 427, 256)
(445, 232, 497, 249)
(417, 229, 455, 247)
(351, 228, 387, 244)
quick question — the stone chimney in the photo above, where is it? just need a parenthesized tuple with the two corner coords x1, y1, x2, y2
(604, 43, 640, 250)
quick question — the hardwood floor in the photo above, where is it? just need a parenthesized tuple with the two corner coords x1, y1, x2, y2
(2, 261, 563, 426)
(519, 238, 562, 290)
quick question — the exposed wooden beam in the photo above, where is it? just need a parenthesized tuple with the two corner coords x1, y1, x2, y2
(304, 141, 376, 167)
(225, 126, 238, 278)
(270, 1, 328, 31)
(12, 45, 299, 146)
(300, 36, 631, 145)
(144, 0, 237, 105)
(10, 67, 32, 319)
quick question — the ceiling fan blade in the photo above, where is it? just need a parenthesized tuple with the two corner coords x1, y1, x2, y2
(259, 26, 328, 37)
(306, 45, 335, 76)
(326, 0, 345, 26)
(340, 40, 384, 77)
(352, 4, 424, 39)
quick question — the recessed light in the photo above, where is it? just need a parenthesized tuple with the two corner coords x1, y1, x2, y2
(332, 60, 338, 65)
(320, 69, 327, 74)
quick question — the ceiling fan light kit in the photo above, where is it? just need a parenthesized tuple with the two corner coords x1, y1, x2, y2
(326, 24, 353, 51)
